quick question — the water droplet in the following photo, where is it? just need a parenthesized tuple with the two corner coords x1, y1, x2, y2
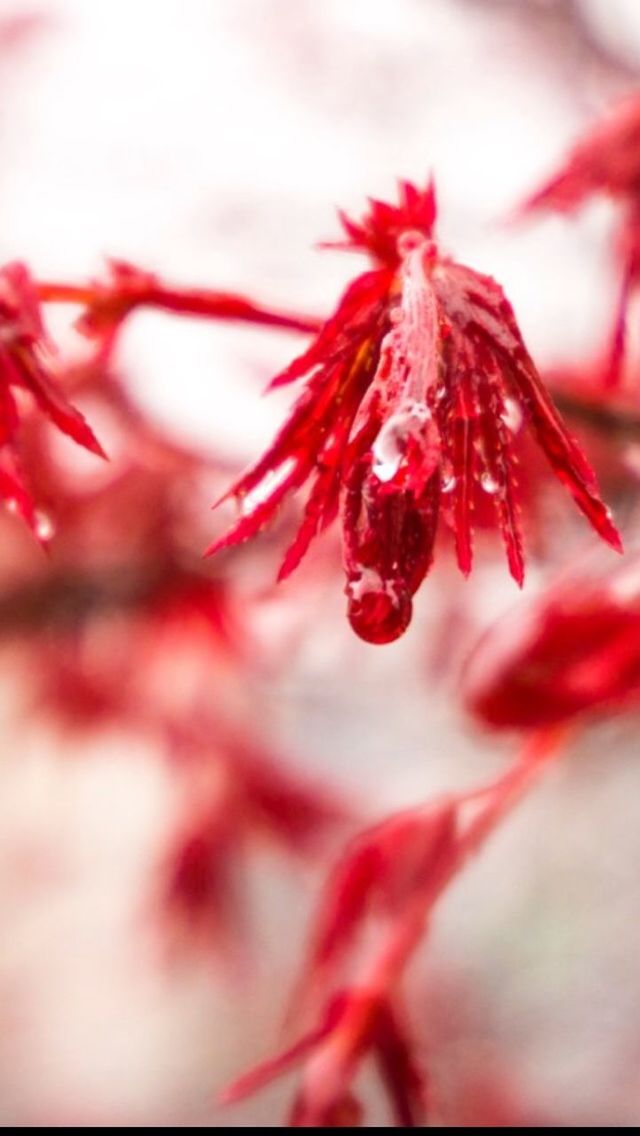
(372, 403, 433, 484)
(35, 509, 55, 541)
(441, 462, 456, 493)
(5, 498, 18, 516)
(479, 472, 499, 495)
(408, 401, 431, 423)
(347, 575, 412, 644)
(239, 459, 296, 515)
(500, 397, 523, 434)
(372, 457, 400, 484)
(372, 455, 401, 483)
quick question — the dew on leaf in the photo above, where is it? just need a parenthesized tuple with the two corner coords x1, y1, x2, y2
(479, 472, 500, 495)
(500, 397, 523, 434)
(441, 462, 456, 493)
(372, 403, 436, 484)
(35, 509, 55, 541)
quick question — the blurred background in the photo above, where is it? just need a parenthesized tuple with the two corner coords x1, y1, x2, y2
(1, 0, 640, 1125)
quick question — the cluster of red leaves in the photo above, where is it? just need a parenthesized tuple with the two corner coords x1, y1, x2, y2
(0, 253, 318, 545)
(522, 94, 640, 390)
(0, 185, 622, 650)
(223, 729, 564, 1125)
(522, 96, 640, 214)
(0, 112, 635, 1128)
(0, 262, 105, 532)
(464, 553, 640, 731)
(209, 180, 620, 644)
(0, 318, 345, 961)
(159, 715, 346, 956)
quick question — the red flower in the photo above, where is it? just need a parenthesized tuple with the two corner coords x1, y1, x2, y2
(0, 261, 104, 533)
(463, 555, 640, 730)
(208, 180, 621, 644)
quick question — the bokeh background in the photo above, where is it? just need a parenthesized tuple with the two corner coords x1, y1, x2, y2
(1, 0, 640, 1125)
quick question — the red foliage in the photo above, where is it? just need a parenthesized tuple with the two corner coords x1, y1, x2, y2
(163, 735, 346, 956)
(0, 104, 635, 1123)
(463, 554, 640, 731)
(209, 181, 620, 644)
(0, 339, 347, 963)
(0, 262, 105, 532)
(223, 989, 428, 1127)
(522, 95, 640, 390)
(223, 730, 566, 1126)
(521, 95, 640, 214)
(306, 804, 457, 987)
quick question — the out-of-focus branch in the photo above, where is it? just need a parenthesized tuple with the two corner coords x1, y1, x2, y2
(553, 387, 640, 440)
(457, 0, 640, 83)
(0, 565, 175, 635)
(37, 278, 322, 336)
(331, 726, 568, 1001)
(224, 726, 571, 1123)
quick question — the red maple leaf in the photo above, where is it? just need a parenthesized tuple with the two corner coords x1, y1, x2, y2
(0, 261, 105, 534)
(463, 554, 640, 730)
(521, 95, 640, 389)
(209, 180, 621, 644)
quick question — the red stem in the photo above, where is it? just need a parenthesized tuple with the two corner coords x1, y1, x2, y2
(36, 281, 323, 336)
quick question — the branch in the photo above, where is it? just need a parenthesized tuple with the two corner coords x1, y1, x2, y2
(224, 725, 572, 1124)
(327, 726, 569, 1010)
(37, 277, 323, 336)
(553, 386, 640, 440)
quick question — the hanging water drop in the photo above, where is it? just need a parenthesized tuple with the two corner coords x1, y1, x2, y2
(480, 472, 499, 495)
(35, 509, 55, 541)
(347, 579, 413, 645)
